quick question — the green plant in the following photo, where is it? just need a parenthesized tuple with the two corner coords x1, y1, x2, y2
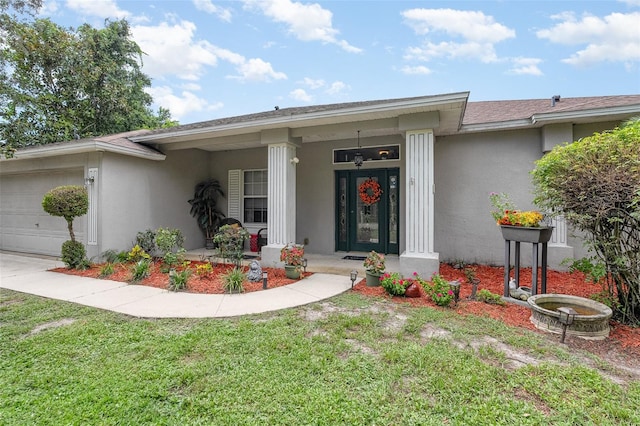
(423, 274, 455, 307)
(188, 179, 225, 242)
(380, 272, 408, 296)
(168, 268, 191, 292)
(61, 240, 89, 269)
(280, 243, 304, 266)
(42, 185, 88, 242)
(155, 227, 186, 269)
(130, 259, 151, 282)
(127, 244, 151, 262)
(102, 249, 128, 264)
(489, 192, 544, 227)
(477, 289, 506, 306)
(532, 118, 640, 325)
(196, 262, 214, 277)
(99, 263, 115, 278)
(135, 229, 156, 255)
(363, 251, 385, 274)
(222, 267, 245, 293)
(214, 225, 250, 266)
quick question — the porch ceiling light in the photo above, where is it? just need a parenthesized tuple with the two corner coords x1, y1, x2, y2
(354, 130, 363, 169)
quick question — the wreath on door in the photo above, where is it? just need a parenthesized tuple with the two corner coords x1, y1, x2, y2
(359, 178, 382, 205)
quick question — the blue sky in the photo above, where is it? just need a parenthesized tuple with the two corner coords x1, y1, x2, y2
(37, 0, 640, 124)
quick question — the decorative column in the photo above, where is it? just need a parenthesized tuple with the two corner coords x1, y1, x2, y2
(260, 129, 299, 266)
(400, 129, 439, 278)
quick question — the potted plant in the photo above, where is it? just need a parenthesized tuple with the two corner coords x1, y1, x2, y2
(363, 250, 385, 287)
(188, 179, 225, 249)
(280, 243, 305, 279)
(489, 192, 552, 243)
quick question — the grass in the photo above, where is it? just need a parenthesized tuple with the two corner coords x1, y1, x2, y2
(1, 290, 638, 425)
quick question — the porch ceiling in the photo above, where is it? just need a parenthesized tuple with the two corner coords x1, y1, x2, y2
(133, 93, 469, 152)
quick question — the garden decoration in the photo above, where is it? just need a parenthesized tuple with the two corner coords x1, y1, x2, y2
(489, 192, 552, 298)
(247, 260, 262, 282)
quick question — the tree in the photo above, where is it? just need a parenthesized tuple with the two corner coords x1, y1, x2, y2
(532, 118, 640, 325)
(0, 18, 177, 158)
(42, 185, 89, 269)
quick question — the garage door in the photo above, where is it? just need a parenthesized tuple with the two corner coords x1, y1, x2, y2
(0, 170, 86, 256)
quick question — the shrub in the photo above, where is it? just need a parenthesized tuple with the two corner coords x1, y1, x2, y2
(61, 240, 88, 269)
(222, 267, 245, 293)
(155, 227, 186, 269)
(135, 229, 156, 255)
(102, 249, 128, 264)
(127, 244, 151, 262)
(42, 185, 88, 242)
(196, 262, 214, 278)
(477, 289, 506, 306)
(380, 272, 408, 296)
(168, 268, 191, 292)
(214, 225, 250, 266)
(99, 263, 115, 278)
(422, 274, 455, 307)
(130, 259, 151, 282)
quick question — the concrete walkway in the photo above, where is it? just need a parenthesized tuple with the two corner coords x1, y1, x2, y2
(0, 252, 353, 318)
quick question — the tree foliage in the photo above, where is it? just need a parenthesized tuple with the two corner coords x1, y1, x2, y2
(532, 118, 640, 325)
(0, 18, 177, 157)
(42, 185, 88, 242)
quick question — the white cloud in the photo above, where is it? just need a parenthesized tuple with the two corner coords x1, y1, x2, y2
(325, 81, 348, 95)
(302, 78, 326, 89)
(65, 0, 130, 19)
(192, 0, 232, 22)
(146, 86, 222, 121)
(507, 57, 543, 76)
(243, 0, 362, 53)
(536, 11, 640, 66)
(39, 0, 59, 16)
(289, 88, 313, 102)
(132, 20, 286, 83)
(400, 65, 432, 75)
(402, 8, 515, 63)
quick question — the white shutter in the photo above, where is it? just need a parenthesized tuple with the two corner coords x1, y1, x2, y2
(228, 169, 242, 220)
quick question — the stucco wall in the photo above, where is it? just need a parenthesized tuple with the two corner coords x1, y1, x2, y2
(99, 149, 209, 252)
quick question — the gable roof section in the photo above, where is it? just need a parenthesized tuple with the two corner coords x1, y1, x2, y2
(2, 130, 165, 162)
(462, 95, 640, 132)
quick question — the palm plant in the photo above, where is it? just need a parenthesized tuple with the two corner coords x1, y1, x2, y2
(188, 179, 225, 248)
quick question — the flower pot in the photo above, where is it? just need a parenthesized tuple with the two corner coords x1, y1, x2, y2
(365, 271, 381, 287)
(284, 265, 301, 279)
(500, 225, 553, 243)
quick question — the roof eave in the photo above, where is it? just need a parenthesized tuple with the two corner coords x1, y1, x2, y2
(531, 104, 640, 124)
(1, 140, 166, 162)
(130, 92, 470, 143)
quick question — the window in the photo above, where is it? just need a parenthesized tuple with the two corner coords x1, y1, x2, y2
(243, 170, 267, 223)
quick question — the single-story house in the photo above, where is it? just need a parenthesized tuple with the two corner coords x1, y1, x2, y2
(2, 92, 639, 277)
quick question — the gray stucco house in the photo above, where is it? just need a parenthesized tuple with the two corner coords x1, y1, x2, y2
(1, 92, 639, 277)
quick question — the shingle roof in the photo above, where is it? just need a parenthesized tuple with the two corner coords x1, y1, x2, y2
(462, 95, 640, 126)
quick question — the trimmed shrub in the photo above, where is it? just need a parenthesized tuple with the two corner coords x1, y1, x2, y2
(61, 240, 88, 269)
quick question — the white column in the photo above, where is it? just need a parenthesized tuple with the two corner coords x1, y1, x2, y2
(400, 130, 439, 278)
(261, 142, 297, 266)
(87, 167, 98, 245)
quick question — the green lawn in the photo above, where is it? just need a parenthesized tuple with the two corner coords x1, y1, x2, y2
(1, 290, 638, 425)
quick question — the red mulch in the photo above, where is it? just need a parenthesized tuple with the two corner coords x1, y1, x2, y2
(352, 263, 640, 356)
(52, 260, 309, 294)
(52, 261, 639, 356)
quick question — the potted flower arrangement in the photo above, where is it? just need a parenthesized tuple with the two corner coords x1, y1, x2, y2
(363, 250, 385, 287)
(280, 243, 305, 279)
(489, 192, 552, 243)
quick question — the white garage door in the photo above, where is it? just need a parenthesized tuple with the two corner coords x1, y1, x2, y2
(0, 170, 86, 256)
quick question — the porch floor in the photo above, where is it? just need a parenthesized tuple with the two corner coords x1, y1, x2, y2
(184, 249, 401, 276)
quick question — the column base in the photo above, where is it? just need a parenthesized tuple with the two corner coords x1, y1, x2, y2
(399, 251, 440, 278)
(548, 245, 574, 271)
(261, 244, 285, 268)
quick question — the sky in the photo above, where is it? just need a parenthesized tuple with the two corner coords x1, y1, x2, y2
(35, 0, 640, 125)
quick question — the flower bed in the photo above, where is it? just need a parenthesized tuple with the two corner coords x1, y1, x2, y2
(52, 260, 310, 294)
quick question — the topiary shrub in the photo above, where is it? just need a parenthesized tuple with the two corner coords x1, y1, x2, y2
(61, 240, 88, 269)
(42, 185, 88, 242)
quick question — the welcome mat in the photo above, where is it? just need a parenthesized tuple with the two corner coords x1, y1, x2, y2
(342, 255, 366, 261)
(243, 254, 259, 260)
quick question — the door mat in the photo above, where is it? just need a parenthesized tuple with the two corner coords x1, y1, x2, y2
(342, 255, 367, 261)
(243, 254, 259, 260)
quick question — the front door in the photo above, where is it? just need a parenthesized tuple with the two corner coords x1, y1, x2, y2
(335, 168, 399, 254)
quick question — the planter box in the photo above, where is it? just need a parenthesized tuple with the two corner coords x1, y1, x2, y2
(500, 225, 553, 243)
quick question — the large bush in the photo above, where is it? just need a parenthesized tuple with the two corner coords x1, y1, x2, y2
(532, 118, 640, 325)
